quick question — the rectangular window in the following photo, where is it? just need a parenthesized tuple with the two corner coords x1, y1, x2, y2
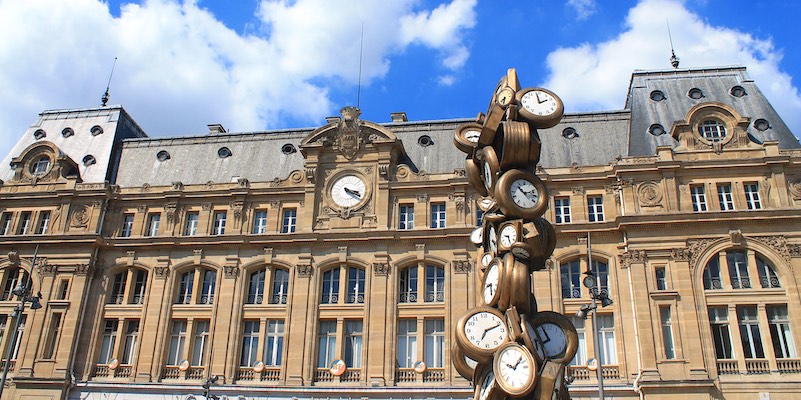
(184, 212, 199, 236)
(264, 320, 284, 366)
(109, 272, 126, 304)
(240, 320, 259, 367)
(595, 260, 609, 296)
(167, 320, 187, 366)
(212, 211, 226, 235)
(344, 320, 363, 368)
(121, 320, 139, 365)
(717, 184, 735, 211)
(476, 207, 483, 227)
(425, 265, 444, 302)
(691, 185, 707, 212)
(2, 268, 27, 301)
(120, 214, 134, 237)
(424, 319, 445, 368)
(321, 269, 340, 304)
(737, 305, 765, 359)
(10, 315, 26, 360)
(396, 319, 417, 368)
(146, 214, 160, 237)
(430, 203, 446, 228)
(399, 204, 414, 230)
(560, 260, 581, 299)
(253, 210, 268, 234)
(709, 307, 733, 359)
(43, 313, 63, 359)
(768, 305, 797, 359)
(744, 183, 762, 210)
(317, 321, 337, 368)
(191, 320, 210, 366)
(98, 319, 118, 364)
(569, 317, 587, 366)
(175, 271, 194, 304)
(554, 197, 571, 224)
(17, 211, 31, 235)
(399, 267, 418, 303)
(281, 208, 297, 233)
(660, 306, 676, 359)
(0, 213, 12, 236)
(271, 269, 289, 304)
(587, 196, 604, 222)
(598, 315, 616, 364)
(655, 267, 667, 291)
(35, 211, 50, 234)
(346, 267, 365, 304)
(56, 279, 69, 300)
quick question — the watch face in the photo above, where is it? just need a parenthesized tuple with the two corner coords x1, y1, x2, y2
(497, 87, 515, 107)
(496, 344, 534, 392)
(583, 274, 596, 289)
(510, 179, 539, 209)
(520, 90, 558, 117)
(499, 225, 517, 247)
(530, 322, 569, 361)
(488, 225, 498, 254)
(464, 312, 507, 351)
(478, 368, 495, 400)
(331, 174, 366, 208)
(482, 262, 500, 305)
(470, 227, 484, 245)
(481, 252, 493, 268)
(465, 129, 481, 143)
(483, 161, 493, 191)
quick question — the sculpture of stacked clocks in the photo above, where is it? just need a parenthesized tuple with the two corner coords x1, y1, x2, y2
(453, 68, 577, 400)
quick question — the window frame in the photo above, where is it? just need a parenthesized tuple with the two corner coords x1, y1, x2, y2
(430, 202, 446, 229)
(554, 196, 571, 224)
(690, 185, 708, 212)
(587, 195, 604, 222)
(399, 204, 414, 230)
(281, 208, 297, 233)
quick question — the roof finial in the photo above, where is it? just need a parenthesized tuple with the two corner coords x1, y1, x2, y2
(101, 57, 118, 107)
(667, 20, 679, 69)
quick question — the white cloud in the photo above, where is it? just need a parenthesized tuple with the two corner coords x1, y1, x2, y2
(543, 0, 801, 139)
(567, 0, 596, 20)
(0, 0, 477, 159)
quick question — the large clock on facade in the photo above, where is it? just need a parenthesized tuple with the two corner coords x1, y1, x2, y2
(327, 172, 371, 210)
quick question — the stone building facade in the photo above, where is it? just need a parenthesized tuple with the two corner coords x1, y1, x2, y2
(0, 65, 800, 399)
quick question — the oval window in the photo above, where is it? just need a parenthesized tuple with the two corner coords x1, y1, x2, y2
(62, 128, 74, 138)
(698, 119, 727, 142)
(30, 156, 51, 176)
(157, 150, 171, 161)
(648, 124, 666, 136)
(34, 129, 46, 140)
(753, 119, 770, 131)
(562, 127, 578, 139)
(730, 86, 747, 98)
(218, 147, 232, 158)
(418, 135, 433, 147)
(281, 144, 297, 154)
(688, 88, 704, 100)
(649, 90, 665, 102)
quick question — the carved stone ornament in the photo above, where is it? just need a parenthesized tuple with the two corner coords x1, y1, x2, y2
(141, 183, 151, 192)
(373, 262, 390, 276)
(201, 203, 212, 211)
(789, 178, 801, 200)
(305, 167, 317, 183)
(70, 205, 90, 227)
(75, 263, 91, 275)
(297, 264, 313, 277)
(230, 201, 245, 220)
(751, 236, 792, 264)
(729, 229, 744, 246)
(379, 164, 390, 180)
(449, 192, 466, 211)
(416, 194, 428, 203)
(570, 163, 584, 174)
(37, 259, 56, 276)
(335, 106, 363, 159)
(154, 266, 170, 278)
(171, 181, 184, 191)
(670, 248, 690, 261)
(165, 202, 178, 223)
(572, 186, 585, 195)
(224, 265, 240, 279)
(619, 250, 647, 268)
(687, 238, 717, 269)
(362, 215, 377, 228)
(453, 260, 472, 274)
(237, 177, 250, 188)
(636, 182, 663, 207)
(789, 244, 801, 258)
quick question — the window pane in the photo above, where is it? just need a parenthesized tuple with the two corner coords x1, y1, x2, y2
(424, 319, 445, 368)
(569, 317, 586, 366)
(425, 265, 445, 302)
(396, 319, 417, 368)
(708, 307, 733, 359)
(121, 320, 139, 364)
(399, 267, 418, 303)
(768, 305, 797, 359)
(321, 269, 340, 304)
(737, 306, 764, 359)
(560, 260, 581, 298)
(347, 267, 365, 304)
(597, 315, 616, 364)
(317, 321, 337, 367)
(191, 320, 210, 366)
(167, 320, 187, 365)
(726, 251, 751, 289)
(265, 320, 284, 366)
(660, 306, 676, 359)
(240, 321, 260, 367)
(200, 270, 216, 304)
(247, 270, 266, 304)
(271, 269, 289, 304)
(344, 320, 363, 368)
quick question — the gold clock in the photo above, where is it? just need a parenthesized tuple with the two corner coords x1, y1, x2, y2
(497, 219, 522, 253)
(505, 306, 523, 341)
(456, 306, 510, 362)
(509, 257, 532, 315)
(473, 362, 505, 400)
(480, 146, 501, 196)
(465, 156, 488, 197)
(480, 256, 509, 308)
(516, 87, 565, 129)
(499, 120, 530, 170)
(454, 122, 483, 154)
(493, 342, 538, 397)
(521, 311, 579, 365)
(451, 341, 479, 381)
(495, 169, 549, 219)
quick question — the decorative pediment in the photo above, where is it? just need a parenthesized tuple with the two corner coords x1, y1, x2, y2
(9, 141, 80, 184)
(671, 102, 753, 154)
(300, 106, 399, 160)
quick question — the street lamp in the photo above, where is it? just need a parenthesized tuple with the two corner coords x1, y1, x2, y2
(0, 248, 43, 399)
(575, 266, 613, 400)
(202, 375, 219, 400)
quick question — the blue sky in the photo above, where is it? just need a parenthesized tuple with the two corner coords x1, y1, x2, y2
(0, 0, 799, 160)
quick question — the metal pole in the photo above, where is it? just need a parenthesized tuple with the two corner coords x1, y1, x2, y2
(0, 246, 38, 399)
(587, 232, 604, 399)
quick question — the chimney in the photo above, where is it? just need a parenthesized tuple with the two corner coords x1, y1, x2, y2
(390, 112, 408, 122)
(208, 124, 226, 134)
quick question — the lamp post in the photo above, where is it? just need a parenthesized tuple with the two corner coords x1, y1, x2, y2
(201, 375, 219, 400)
(0, 247, 43, 399)
(575, 234, 613, 400)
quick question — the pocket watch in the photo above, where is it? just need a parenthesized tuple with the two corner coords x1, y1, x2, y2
(496, 169, 549, 219)
(509, 257, 532, 315)
(470, 226, 484, 246)
(516, 87, 564, 129)
(499, 120, 530, 170)
(451, 341, 479, 380)
(479, 251, 494, 272)
(473, 362, 504, 400)
(456, 306, 510, 362)
(480, 256, 510, 308)
(493, 342, 538, 397)
(497, 219, 522, 253)
(480, 147, 501, 195)
(510, 241, 533, 261)
(505, 306, 523, 341)
(480, 103, 504, 146)
(521, 311, 579, 365)
(477, 197, 498, 213)
(454, 122, 483, 154)
(485, 223, 498, 255)
(465, 156, 488, 197)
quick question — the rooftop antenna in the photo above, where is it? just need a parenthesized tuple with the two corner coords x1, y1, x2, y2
(666, 20, 680, 69)
(101, 57, 118, 107)
(357, 22, 364, 109)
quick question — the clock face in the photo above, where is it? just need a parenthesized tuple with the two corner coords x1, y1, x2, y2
(482, 262, 500, 305)
(464, 312, 507, 352)
(530, 322, 569, 361)
(510, 179, 539, 209)
(495, 344, 535, 393)
(465, 129, 481, 143)
(481, 253, 493, 268)
(483, 161, 493, 191)
(478, 368, 495, 400)
(488, 225, 498, 254)
(470, 227, 484, 245)
(331, 174, 366, 208)
(499, 225, 517, 247)
(520, 90, 558, 117)
(496, 87, 515, 108)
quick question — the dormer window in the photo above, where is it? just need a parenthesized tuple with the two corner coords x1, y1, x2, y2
(34, 129, 46, 140)
(30, 156, 51, 176)
(698, 120, 727, 142)
(91, 126, 104, 136)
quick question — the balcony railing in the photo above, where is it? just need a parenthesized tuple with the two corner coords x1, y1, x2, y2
(717, 359, 739, 374)
(569, 366, 590, 380)
(394, 367, 444, 383)
(314, 368, 334, 382)
(567, 365, 619, 381)
(236, 366, 281, 382)
(340, 368, 361, 382)
(745, 358, 770, 374)
(395, 368, 416, 383)
(777, 359, 801, 373)
(731, 277, 751, 289)
(423, 368, 445, 382)
(161, 365, 205, 380)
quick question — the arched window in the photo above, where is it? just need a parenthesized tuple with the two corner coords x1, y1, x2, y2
(246, 267, 289, 304)
(247, 269, 265, 304)
(399, 266, 418, 303)
(174, 267, 216, 305)
(757, 257, 780, 288)
(321, 269, 340, 304)
(425, 265, 445, 302)
(702, 250, 779, 291)
(560, 259, 608, 299)
(108, 269, 148, 305)
(319, 265, 366, 305)
(1, 267, 29, 301)
(346, 267, 365, 304)
(398, 264, 445, 303)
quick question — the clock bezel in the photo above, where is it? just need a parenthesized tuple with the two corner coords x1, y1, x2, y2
(456, 306, 510, 362)
(515, 87, 565, 129)
(480, 147, 501, 196)
(325, 171, 372, 212)
(509, 257, 533, 315)
(451, 341, 478, 381)
(523, 311, 579, 365)
(492, 342, 538, 397)
(495, 169, 549, 220)
(454, 122, 483, 154)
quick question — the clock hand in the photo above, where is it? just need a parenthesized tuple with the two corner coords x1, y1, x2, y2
(481, 323, 501, 339)
(344, 187, 361, 198)
(537, 92, 548, 104)
(513, 356, 523, 369)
